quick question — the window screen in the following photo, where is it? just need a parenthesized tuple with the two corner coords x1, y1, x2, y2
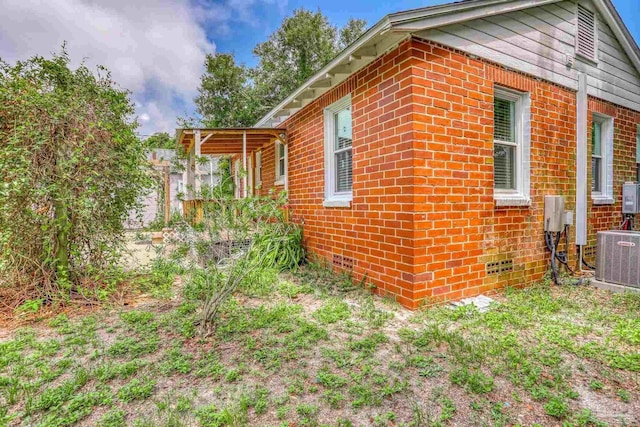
(592, 121, 602, 192)
(277, 143, 286, 178)
(494, 98, 515, 143)
(494, 144, 516, 190)
(255, 151, 262, 185)
(494, 96, 517, 190)
(334, 107, 352, 193)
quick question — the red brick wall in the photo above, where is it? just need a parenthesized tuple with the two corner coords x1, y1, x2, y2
(244, 37, 639, 308)
(407, 38, 580, 302)
(277, 38, 421, 308)
(586, 99, 640, 254)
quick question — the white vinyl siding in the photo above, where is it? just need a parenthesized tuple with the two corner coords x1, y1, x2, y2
(493, 87, 531, 206)
(416, 0, 640, 112)
(274, 141, 286, 186)
(324, 95, 353, 206)
(591, 113, 614, 204)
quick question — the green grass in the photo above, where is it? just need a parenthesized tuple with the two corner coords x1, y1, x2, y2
(117, 378, 156, 402)
(0, 265, 638, 426)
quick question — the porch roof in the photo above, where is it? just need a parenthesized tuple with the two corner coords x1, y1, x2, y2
(176, 128, 287, 155)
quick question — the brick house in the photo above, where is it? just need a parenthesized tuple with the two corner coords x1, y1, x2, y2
(178, 0, 640, 308)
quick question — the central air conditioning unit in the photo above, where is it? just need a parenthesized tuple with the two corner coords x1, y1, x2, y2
(596, 230, 640, 288)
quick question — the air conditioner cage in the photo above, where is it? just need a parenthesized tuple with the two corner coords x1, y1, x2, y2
(596, 230, 640, 288)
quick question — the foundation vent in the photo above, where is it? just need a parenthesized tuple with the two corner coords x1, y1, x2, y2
(332, 254, 354, 270)
(583, 245, 596, 258)
(486, 259, 514, 275)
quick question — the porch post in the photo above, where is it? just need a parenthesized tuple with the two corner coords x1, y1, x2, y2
(194, 129, 202, 196)
(184, 141, 195, 200)
(242, 130, 247, 198)
(164, 165, 170, 225)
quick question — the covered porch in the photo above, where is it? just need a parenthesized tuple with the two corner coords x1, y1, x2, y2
(176, 127, 287, 222)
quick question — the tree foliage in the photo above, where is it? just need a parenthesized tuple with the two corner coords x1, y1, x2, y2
(145, 132, 175, 149)
(251, 9, 339, 115)
(338, 18, 368, 50)
(195, 54, 259, 128)
(196, 9, 367, 127)
(0, 49, 153, 299)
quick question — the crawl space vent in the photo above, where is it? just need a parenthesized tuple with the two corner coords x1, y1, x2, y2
(486, 259, 514, 275)
(583, 245, 596, 258)
(332, 254, 354, 270)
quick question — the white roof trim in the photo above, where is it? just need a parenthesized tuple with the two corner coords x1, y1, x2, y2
(254, 0, 640, 127)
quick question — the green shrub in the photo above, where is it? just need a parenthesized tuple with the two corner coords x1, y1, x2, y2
(251, 222, 305, 272)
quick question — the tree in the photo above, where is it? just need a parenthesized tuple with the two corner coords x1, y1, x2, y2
(195, 10, 367, 127)
(195, 53, 259, 128)
(146, 132, 175, 149)
(0, 48, 153, 299)
(252, 8, 338, 115)
(339, 18, 368, 50)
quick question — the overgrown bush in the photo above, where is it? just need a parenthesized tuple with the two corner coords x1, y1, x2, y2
(0, 48, 152, 305)
(183, 189, 304, 334)
(252, 222, 304, 272)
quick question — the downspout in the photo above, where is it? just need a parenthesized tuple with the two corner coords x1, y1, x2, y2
(576, 73, 588, 270)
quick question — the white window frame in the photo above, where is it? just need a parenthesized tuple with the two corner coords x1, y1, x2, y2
(247, 156, 253, 195)
(323, 95, 353, 207)
(575, 4, 599, 64)
(636, 124, 640, 182)
(274, 140, 287, 187)
(591, 113, 614, 204)
(255, 150, 262, 188)
(493, 87, 531, 207)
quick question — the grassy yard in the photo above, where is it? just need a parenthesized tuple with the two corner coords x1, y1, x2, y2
(0, 262, 639, 427)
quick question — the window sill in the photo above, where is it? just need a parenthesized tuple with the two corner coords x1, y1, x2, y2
(323, 199, 351, 208)
(592, 196, 614, 205)
(274, 178, 285, 187)
(495, 196, 531, 207)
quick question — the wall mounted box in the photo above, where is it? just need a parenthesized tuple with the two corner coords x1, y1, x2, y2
(544, 195, 565, 232)
(564, 210, 574, 226)
(622, 183, 640, 214)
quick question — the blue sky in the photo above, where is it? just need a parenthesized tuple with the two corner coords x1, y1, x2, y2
(0, 0, 638, 136)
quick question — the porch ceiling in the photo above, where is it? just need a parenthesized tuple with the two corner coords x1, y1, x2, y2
(177, 128, 287, 155)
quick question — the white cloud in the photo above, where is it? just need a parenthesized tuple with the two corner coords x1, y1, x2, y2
(0, 0, 286, 136)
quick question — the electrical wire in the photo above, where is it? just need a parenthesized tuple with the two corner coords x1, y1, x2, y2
(545, 226, 582, 285)
(582, 256, 595, 270)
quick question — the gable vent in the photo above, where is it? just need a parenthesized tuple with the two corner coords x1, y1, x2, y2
(576, 5, 597, 61)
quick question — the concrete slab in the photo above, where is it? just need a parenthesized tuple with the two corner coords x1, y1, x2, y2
(450, 294, 497, 312)
(588, 278, 640, 294)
